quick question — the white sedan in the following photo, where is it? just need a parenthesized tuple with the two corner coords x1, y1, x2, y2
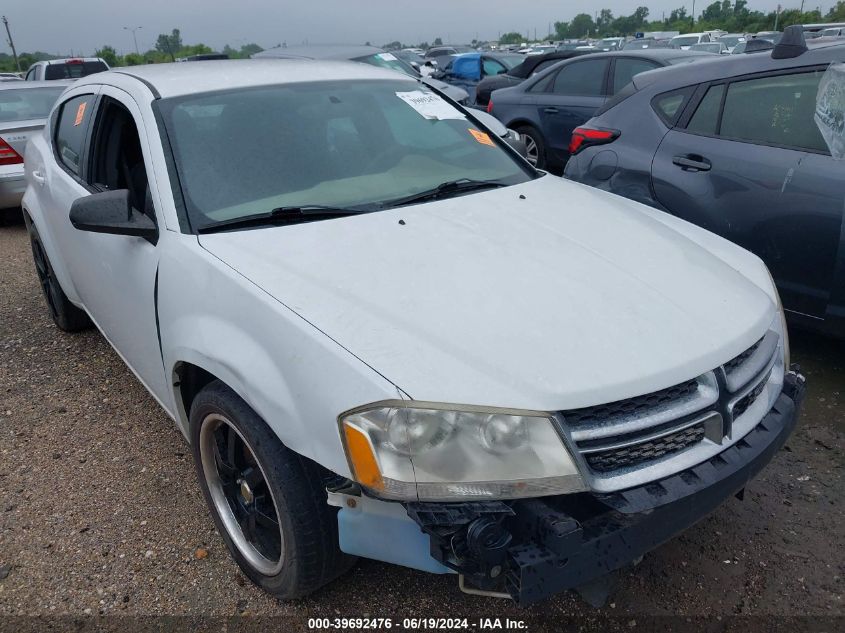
(22, 60, 804, 604)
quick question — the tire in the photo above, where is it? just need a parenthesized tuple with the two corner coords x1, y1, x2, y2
(189, 380, 355, 599)
(26, 219, 91, 332)
(515, 125, 546, 170)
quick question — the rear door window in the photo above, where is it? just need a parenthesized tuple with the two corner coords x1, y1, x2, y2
(719, 70, 827, 152)
(54, 94, 96, 176)
(612, 58, 662, 94)
(686, 84, 725, 135)
(550, 59, 608, 96)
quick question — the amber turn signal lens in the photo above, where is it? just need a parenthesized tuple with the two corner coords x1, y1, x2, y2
(343, 423, 385, 491)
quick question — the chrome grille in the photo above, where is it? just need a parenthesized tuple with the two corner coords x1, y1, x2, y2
(564, 379, 698, 427)
(561, 330, 781, 492)
(585, 424, 705, 472)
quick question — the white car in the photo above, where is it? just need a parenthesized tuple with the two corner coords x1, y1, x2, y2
(22, 60, 805, 605)
(24, 57, 109, 81)
(669, 33, 712, 50)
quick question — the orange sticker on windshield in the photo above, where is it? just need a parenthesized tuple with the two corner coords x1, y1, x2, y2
(73, 102, 87, 126)
(468, 128, 494, 146)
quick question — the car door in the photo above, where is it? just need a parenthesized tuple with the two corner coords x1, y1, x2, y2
(46, 85, 168, 399)
(652, 67, 844, 319)
(534, 58, 610, 164)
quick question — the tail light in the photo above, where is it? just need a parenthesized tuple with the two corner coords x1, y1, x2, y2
(0, 138, 23, 166)
(569, 127, 619, 155)
(486, 100, 494, 114)
(66, 58, 83, 65)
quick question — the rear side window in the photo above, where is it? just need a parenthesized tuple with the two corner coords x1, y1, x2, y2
(612, 58, 662, 94)
(45, 61, 108, 80)
(551, 59, 607, 96)
(719, 71, 827, 152)
(686, 84, 725, 135)
(54, 94, 95, 176)
(651, 87, 695, 126)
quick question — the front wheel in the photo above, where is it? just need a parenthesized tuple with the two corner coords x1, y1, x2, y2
(190, 381, 354, 598)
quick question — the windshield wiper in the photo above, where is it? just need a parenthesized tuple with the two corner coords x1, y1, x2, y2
(380, 179, 509, 209)
(197, 205, 371, 234)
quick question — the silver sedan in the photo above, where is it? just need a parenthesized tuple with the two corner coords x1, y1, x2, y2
(0, 81, 72, 215)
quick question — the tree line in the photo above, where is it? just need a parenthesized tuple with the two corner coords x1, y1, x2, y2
(0, 29, 263, 73)
(546, 1, 845, 42)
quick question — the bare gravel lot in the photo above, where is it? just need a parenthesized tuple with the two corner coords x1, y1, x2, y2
(1, 214, 843, 632)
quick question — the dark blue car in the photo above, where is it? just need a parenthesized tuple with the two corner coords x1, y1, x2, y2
(486, 49, 711, 170)
(564, 29, 845, 338)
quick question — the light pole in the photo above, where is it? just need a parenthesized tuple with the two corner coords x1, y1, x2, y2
(123, 26, 142, 55)
(2, 16, 20, 73)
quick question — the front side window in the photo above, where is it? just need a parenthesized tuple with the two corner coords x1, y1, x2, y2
(719, 70, 827, 151)
(54, 94, 95, 176)
(551, 59, 608, 96)
(612, 58, 662, 93)
(0, 87, 65, 123)
(88, 98, 153, 217)
(157, 80, 534, 230)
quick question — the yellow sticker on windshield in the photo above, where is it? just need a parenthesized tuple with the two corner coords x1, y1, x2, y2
(468, 128, 494, 146)
(74, 101, 87, 126)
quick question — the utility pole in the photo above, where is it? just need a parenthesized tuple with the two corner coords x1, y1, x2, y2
(691, 0, 696, 27)
(123, 26, 142, 55)
(800, 0, 805, 14)
(2, 16, 20, 73)
(774, 4, 782, 30)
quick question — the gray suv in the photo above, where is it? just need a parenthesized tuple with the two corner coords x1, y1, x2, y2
(564, 28, 845, 339)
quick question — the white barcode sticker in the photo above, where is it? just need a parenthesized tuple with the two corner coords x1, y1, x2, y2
(395, 90, 465, 120)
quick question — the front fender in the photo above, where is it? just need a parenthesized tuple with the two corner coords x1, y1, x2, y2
(158, 237, 400, 478)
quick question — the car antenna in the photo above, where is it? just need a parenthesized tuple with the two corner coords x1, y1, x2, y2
(772, 25, 808, 59)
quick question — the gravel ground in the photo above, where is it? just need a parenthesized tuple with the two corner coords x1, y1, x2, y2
(1, 213, 843, 631)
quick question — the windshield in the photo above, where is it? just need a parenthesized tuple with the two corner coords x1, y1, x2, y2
(692, 43, 721, 52)
(719, 36, 745, 46)
(44, 61, 108, 80)
(672, 36, 701, 47)
(353, 52, 420, 78)
(0, 87, 65, 122)
(158, 79, 533, 229)
(498, 54, 526, 69)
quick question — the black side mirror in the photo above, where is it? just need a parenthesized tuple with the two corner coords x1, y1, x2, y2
(69, 189, 158, 244)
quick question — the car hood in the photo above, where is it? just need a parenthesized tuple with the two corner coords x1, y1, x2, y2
(198, 176, 774, 411)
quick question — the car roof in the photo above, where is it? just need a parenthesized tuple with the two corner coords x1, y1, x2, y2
(633, 42, 845, 91)
(82, 59, 415, 99)
(252, 44, 384, 60)
(0, 79, 74, 90)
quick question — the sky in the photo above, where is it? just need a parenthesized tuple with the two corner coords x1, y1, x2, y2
(4, 0, 839, 56)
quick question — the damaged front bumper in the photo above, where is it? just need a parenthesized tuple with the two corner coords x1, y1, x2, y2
(403, 369, 806, 605)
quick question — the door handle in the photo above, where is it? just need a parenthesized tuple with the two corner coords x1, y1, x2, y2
(543, 107, 559, 114)
(672, 155, 711, 172)
(32, 170, 46, 185)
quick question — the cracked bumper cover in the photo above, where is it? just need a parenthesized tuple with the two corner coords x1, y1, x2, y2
(407, 369, 806, 606)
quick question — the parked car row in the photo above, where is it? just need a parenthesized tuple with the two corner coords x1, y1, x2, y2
(486, 49, 712, 170)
